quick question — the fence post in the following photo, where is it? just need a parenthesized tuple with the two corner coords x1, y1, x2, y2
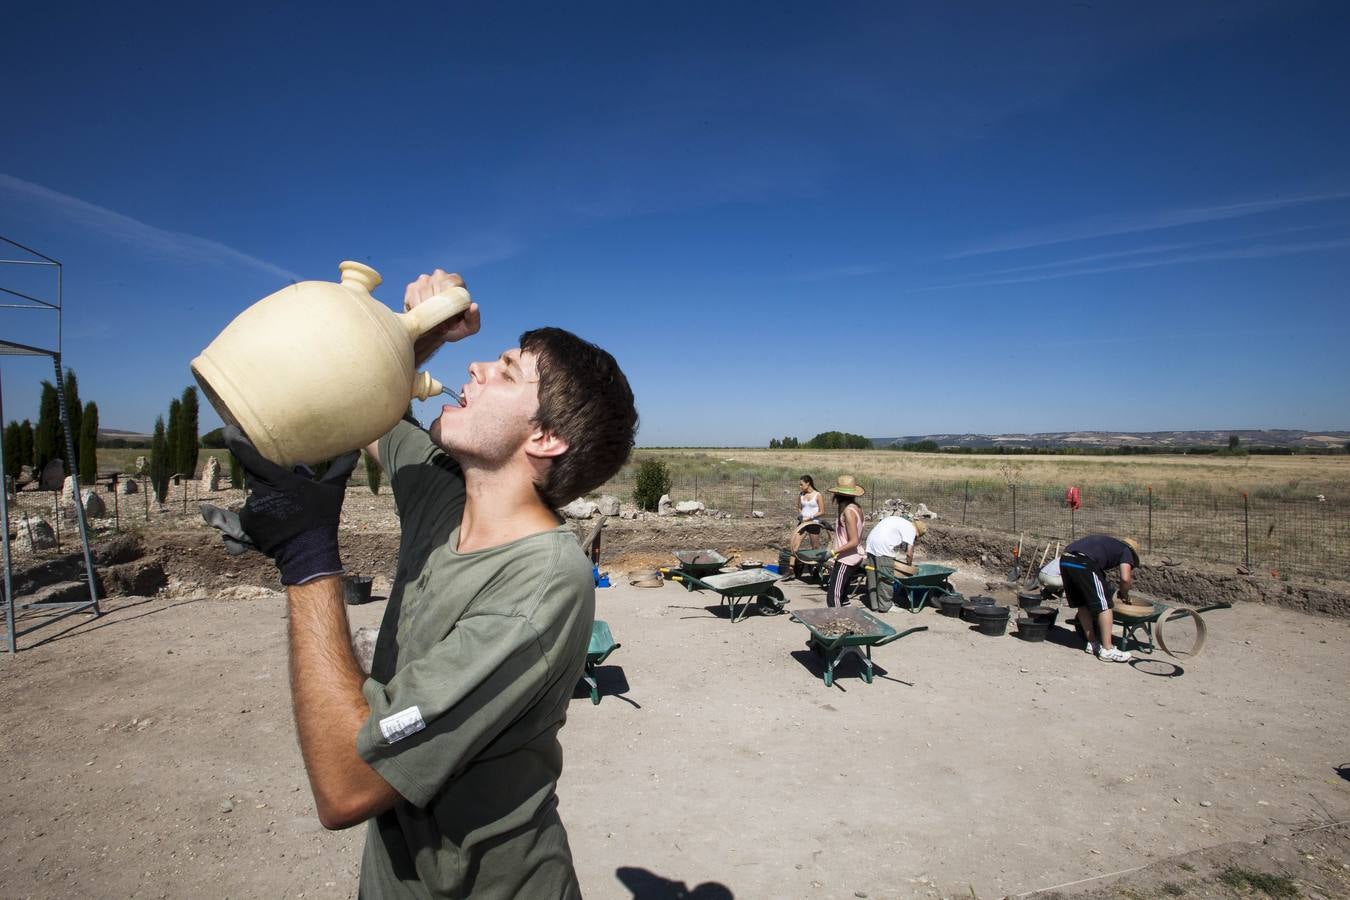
(1147, 485, 1153, 552)
(962, 481, 969, 525)
(870, 483, 875, 518)
(693, 475, 698, 503)
(1243, 491, 1250, 568)
(113, 475, 120, 531)
(1070, 506, 1075, 541)
(1011, 484, 1017, 532)
(749, 474, 756, 518)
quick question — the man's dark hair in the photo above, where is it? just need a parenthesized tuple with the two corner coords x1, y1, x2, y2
(521, 327, 637, 508)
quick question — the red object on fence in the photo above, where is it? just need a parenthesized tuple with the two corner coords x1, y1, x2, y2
(1065, 486, 1082, 511)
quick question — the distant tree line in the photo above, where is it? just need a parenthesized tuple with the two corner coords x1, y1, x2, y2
(767, 431, 871, 449)
(768, 436, 800, 449)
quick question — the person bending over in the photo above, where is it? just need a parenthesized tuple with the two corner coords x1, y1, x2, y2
(203, 268, 638, 898)
(1060, 533, 1140, 664)
(863, 515, 927, 612)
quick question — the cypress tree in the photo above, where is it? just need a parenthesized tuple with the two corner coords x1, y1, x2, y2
(166, 399, 181, 477)
(19, 420, 33, 468)
(79, 402, 99, 484)
(363, 450, 382, 495)
(35, 381, 61, 472)
(229, 452, 243, 489)
(3, 421, 20, 478)
(178, 387, 199, 477)
(63, 369, 82, 462)
(150, 416, 170, 502)
(19, 419, 34, 468)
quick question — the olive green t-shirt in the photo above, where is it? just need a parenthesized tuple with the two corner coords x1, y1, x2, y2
(355, 419, 593, 899)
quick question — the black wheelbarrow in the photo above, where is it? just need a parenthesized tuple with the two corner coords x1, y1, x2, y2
(790, 606, 927, 687)
(667, 567, 787, 623)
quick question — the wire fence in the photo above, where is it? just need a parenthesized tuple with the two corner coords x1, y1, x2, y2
(598, 471, 1350, 581)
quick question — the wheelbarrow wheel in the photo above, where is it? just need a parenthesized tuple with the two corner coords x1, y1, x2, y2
(757, 587, 788, 615)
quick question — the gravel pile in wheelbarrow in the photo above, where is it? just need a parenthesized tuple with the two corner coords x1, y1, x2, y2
(810, 614, 885, 639)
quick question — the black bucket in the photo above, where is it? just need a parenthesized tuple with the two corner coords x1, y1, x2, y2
(961, 595, 997, 622)
(938, 593, 966, 618)
(971, 604, 1009, 636)
(777, 550, 791, 573)
(1017, 592, 1043, 609)
(342, 575, 374, 605)
(1025, 605, 1059, 630)
(1016, 618, 1049, 642)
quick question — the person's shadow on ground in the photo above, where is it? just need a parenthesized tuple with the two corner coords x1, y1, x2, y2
(615, 866, 733, 899)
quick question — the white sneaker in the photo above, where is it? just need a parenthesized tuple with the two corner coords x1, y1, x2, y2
(1097, 646, 1132, 663)
(1084, 641, 1099, 656)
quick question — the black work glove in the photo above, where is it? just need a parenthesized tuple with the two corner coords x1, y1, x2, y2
(200, 426, 359, 586)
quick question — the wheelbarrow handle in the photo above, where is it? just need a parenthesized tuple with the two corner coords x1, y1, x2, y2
(1194, 602, 1232, 614)
(875, 625, 929, 647)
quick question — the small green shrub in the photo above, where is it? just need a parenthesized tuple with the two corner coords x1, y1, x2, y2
(633, 458, 671, 511)
(1216, 867, 1299, 898)
(1162, 883, 1186, 896)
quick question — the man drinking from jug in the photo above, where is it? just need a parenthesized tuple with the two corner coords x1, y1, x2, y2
(204, 268, 637, 898)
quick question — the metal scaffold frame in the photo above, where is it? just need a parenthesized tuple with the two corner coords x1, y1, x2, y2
(0, 235, 101, 654)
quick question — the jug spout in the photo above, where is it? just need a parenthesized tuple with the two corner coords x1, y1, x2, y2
(411, 370, 447, 401)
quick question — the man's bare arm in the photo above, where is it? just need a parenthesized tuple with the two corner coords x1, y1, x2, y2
(287, 576, 401, 830)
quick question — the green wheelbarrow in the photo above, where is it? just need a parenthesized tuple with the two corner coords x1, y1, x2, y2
(580, 620, 621, 704)
(866, 563, 959, 613)
(668, 567, 788, 623)
(791, 606, 927, 687)
(1110, 599, 1231, 657)
(660, 549, 737, 580)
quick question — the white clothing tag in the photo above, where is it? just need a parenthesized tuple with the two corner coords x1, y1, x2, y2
(379, 706, 426, 743)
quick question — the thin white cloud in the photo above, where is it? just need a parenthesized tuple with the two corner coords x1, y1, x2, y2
(0, 173, 298, 280)
(948, 189, 1350, 259)
(974, 221, 1345, 277)
(920, 235, 1350, 291)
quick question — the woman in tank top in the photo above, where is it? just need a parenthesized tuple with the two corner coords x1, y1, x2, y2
(825, 474, 866, 607)
(785, 476, 828, 578)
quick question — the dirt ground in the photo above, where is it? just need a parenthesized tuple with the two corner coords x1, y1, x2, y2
(2, 491, 1349, 899)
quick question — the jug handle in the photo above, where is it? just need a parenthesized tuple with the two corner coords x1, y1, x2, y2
(400, 288, 472, 339)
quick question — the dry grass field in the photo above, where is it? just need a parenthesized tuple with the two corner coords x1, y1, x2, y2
(631, 448, 1350, 500)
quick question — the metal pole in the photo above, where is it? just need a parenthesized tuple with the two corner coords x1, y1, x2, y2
(113, 474, 119, 531)
(1011, 484, 1017, 532)
(1243, 491, 1250, 568)
(1, 368, 16, 653)
(1147, 485, 1153, 552)
(749, 474, 756, 518)
(52, 355, 99, 614)
(962, 480, 969, 526)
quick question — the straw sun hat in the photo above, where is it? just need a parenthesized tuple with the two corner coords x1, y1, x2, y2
(913, 519, 929, 537)
(1123, 536, 1141, 563)
(829, 474, 865, 496)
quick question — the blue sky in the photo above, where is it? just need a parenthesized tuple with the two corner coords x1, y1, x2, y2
(2, 0, 1347, 446)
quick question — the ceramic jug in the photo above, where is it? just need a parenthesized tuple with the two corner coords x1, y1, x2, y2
(191, 261, 471, 467)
